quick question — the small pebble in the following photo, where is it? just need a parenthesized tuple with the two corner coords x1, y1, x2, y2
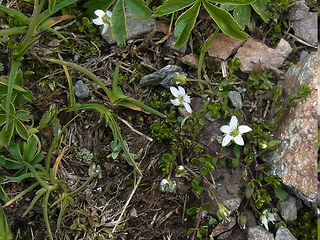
(74, 80, 90, 98)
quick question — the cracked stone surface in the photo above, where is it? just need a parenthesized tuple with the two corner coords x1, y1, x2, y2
(262, 52, 317, 204)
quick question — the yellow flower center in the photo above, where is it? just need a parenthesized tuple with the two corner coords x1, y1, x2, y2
(231, 129, 239, 137)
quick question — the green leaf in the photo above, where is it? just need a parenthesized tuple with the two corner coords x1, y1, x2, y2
(233, 5, 251, 28)
(203, 1, 248, 40)
(0, 204, 12, 240)
(0, 120, 14, 147)
(186, 207, 199, 215)
(37, 105, 57, 130)
(251, 0, 271, 22)
(174, 1, 201, 47)
(233, 145, 242, 159)
(16, 110, 32, 121)
(0, 27, 28, 37)
(126, 0, 152, 20)
(9, 143, 22, 162)
(209, 0, 256, 4)
(0, 186, 8, 202)
(153, 0, 197, 17)
(0, 5, 30, 24)
(274, 186, 288, 201)
(202, 202, 211, 211)
(187, 228, 195, 236)
(15, 119, 29, 140)
(112, 0, 126, 45)
(7, 172, 33, 182)
(232, 158, 239, 168)
(23, 136, 37, 162)
(49, 0, 56, 11)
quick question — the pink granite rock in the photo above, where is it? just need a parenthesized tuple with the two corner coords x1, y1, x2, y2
(263, 52, 317, 203)
(208, 33, 244, 60)
(234, 39, 285, 73)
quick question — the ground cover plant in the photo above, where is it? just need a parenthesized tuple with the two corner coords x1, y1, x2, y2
(0, 0, 317, 239)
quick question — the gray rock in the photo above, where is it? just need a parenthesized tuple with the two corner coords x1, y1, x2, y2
(243, 210, 257, 228)
(74, 80, 90, 98)
(234, 39, 284, 73)
(228, 91, 243, 109)
(277, 195, 297, 220)
(289, 0, 309, 20)
(262, 52, 317, 204)
(165, 35, 187, 54)
(208, 33, 244, 60)
(289, 1, 317, 46)
(275, 39, 293, 58)
(247, 226, 274, 240)
(291, 11, 317, 46)
(102, 8, 156, 44)
(139, 65, 185, 87)
(300, 50, 309, 61)
(275, 226, 297, 240)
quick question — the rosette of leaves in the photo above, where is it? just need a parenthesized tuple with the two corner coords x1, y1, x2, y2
(153, 0, 255, 47)
(84, 0, 152, 45)
(0, 135, 43, 178)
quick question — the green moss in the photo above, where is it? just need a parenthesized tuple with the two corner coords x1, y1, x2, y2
(288, 207, 317, 240)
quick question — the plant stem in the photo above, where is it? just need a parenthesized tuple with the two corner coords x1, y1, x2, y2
(3, 182, 39, 208)
(191, 198, 204, 240)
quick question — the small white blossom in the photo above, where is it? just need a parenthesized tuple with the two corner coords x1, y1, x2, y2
(260, 209, 277, 231)
(170, 86, 192, 113)
(92, 9, 112, 35)
(160, 178, 176, 193)
(220, 116, 252, 147)
(261, 143, 267, 149)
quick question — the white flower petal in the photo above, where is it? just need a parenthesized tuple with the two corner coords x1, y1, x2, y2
(229, 116, 238, 129)
(220, 125, 231, 134)
(222, 135, 233, 147)
(170, 86, 179, 97)
(183, 102, 192, 113)
(171, 99, 180, 106)
(234, 134, 244, 145)
(178, 86, 186, 95)
(101, 24, 109, 34)
(105, 10, 112, 18)
(92, 17, 104, 25)
(94, 9, 105, 17)
(183, 94, 191, 103)
(239, 125, 252, 134)
(261, 216, 269, 230)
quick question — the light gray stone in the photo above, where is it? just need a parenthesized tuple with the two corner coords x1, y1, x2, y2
(262, 52, 317, 204)
(275, 226, 297, 240)
(228, 91, 243, 109)
(289, 1, 317, 46)
(247, 226, 274, 240)
(165, 35, 187, 54)
(74, 80, 90, 98)
(234, 39, 284, 73)
(102, 9, 156, 44)
(277, 195, 297, 220)
(275, 39, 293, 58)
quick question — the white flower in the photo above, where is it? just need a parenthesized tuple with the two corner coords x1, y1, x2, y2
(160, 178, 176, 193)
(220, 116, 252, 147)
(261, 143, 267, 149)
(170, 86, 192, 113)
(260, 209, 277, 231)
(92, 9, 112, 35)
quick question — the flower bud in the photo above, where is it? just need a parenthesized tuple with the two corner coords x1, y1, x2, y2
(173, 73, 188, 85)
(216, 203, 230, 221)
(238, 214, 247, 229)
(176, 165, 186, 177)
